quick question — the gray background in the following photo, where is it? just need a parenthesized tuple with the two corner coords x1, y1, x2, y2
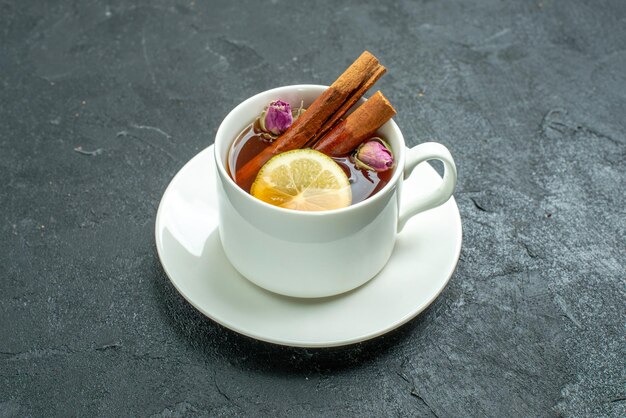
(1, 0, 625, 416)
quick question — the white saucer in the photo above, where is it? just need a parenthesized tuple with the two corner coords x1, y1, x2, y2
(155, 146, 462, 348)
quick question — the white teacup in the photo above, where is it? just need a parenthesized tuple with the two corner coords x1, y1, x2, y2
(214, 85, 456, 298)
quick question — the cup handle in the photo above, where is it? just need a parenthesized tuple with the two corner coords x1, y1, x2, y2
(397, 142, 457, 232)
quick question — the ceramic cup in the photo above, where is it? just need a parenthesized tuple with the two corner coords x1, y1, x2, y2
(214, 85, 456, 298)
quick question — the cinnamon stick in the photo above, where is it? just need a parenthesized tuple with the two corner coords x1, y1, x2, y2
(313, 91, 396, 157)
(234, 51, 386, 192)
(307, 65, 386, 146)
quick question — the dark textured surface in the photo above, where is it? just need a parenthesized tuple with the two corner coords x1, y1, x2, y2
(1, 0, 625, 416)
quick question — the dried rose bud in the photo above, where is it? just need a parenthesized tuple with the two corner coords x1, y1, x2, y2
(259, 100, 293, 136)
(353, 138, 394, 172)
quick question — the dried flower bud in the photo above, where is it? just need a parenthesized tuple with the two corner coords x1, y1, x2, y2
(353, 138, 394, 172)
(260, 100, 293, 136)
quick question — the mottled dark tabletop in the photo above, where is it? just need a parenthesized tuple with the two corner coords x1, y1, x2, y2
(1, 0, 625, 416)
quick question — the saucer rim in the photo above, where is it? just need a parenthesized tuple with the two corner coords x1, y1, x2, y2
(155, 145, 463, 348)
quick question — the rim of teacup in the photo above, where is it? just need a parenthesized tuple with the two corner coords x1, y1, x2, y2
(214, 84, 406, 217)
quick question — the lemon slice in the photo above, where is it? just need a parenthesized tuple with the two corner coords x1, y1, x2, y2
(251, 149, 352, 211)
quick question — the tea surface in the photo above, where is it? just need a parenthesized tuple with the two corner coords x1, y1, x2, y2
(228, 121, 393, 204)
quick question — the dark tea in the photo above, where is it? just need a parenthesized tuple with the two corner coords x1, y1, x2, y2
(228, 120, 393, 205)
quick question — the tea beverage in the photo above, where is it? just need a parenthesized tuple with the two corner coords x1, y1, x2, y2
(227, 119, 393, 203)
(214, 84, 457, 297)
